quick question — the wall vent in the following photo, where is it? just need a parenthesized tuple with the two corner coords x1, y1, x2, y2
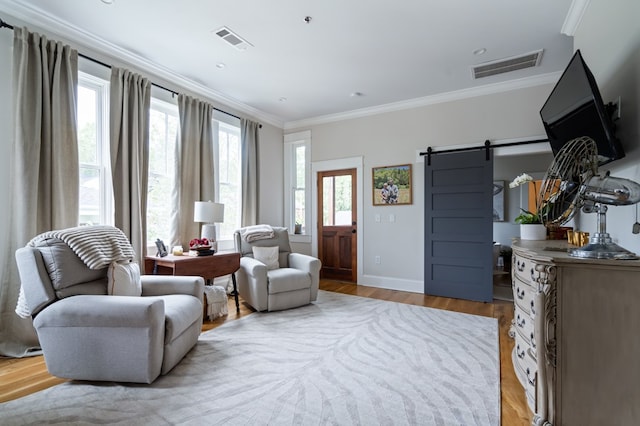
(472, 49, 543, 79)
(213, 26, 253, 51)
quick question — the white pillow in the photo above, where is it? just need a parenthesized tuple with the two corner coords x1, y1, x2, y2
(107, 261, 142, 296)
(252, 246, 280, 270)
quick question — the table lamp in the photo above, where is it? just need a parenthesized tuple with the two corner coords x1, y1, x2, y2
(194, 201, 224, 251)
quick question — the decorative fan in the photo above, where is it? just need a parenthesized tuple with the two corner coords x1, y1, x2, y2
(538, 136, 640, 259)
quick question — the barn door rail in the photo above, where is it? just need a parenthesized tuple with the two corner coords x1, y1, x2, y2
(420, 138, 548, 166)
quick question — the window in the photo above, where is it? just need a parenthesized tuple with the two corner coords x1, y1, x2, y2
(147, 99, 178, 244)
(322, 174, 352, 226)
(214, 119, 241, 244)
(284, 131, 311, 236)
(77, 72, 112, 226)
(76, 68, 243, 251)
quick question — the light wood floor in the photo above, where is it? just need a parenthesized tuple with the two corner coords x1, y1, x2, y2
(0, 280, 531, 425)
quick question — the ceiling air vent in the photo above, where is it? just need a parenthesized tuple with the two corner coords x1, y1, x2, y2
(214, 26, 253, 51)
(472, 49, 543, 79)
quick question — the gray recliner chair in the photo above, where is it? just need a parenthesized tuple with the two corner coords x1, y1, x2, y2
(15, 236, 204, 384)
(234, 226, 321, 312)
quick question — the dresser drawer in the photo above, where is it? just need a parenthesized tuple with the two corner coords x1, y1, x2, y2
(514, 327, 536, 364)
(511, 345, 537, 412)
(514, 304, 535, 347)
(513, 254, 535, 283)
(513, 276, 535, 315)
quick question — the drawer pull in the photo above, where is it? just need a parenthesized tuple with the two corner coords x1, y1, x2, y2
(516, 344, 525, 359)
(531, 333, 536, 349)
(526, 367, 536, 386)
(516, 314, 526, 328)
(517, 260, 525, 272)
(516, 287, 525, 300)
(530, 299, 535, 314)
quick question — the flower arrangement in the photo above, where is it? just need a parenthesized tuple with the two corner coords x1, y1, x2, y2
(189, 237, 211, 249)
(509, 173, 542, 224)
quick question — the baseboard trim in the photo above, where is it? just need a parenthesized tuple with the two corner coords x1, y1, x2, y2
(360, 275, 423, 294)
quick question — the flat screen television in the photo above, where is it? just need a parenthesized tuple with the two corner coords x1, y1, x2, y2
(540, 49, 624, 166)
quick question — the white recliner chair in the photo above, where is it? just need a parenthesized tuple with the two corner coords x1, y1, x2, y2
(15, 227, 204, 384)
(234, 226, 321, 312)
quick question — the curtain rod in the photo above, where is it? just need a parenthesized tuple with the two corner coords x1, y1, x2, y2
(0, 17, 261, 128)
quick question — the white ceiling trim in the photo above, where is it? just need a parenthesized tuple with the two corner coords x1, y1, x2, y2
(0, 0, 284, 128)
(561, 0, 591, 36)
(284, 72, 561, 130)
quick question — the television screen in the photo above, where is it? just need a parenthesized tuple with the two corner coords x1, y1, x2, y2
(540, 49, 624, 165)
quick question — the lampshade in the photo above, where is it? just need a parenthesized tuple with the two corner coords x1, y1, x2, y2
(194, 201, 224, 224)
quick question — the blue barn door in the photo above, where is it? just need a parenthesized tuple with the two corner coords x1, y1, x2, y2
(424, 149, 493, 302)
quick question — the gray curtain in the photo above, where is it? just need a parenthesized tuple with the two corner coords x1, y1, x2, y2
(0, 27, 78, 357)
(110, 67, 151, 268)
(241, 119, 259, 226)
(170, 94, 215, 249)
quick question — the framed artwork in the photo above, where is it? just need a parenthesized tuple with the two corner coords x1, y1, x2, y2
(372, 164, 412, 205)
(493, 181, 505, 222)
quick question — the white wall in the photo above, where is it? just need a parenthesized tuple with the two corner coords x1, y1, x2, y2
(571, 0, 640, 254)
(290, 85, 554, 291)
(257, 123, 284, 226)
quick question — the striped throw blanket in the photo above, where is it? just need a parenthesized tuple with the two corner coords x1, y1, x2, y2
(239, 224, 275, 242)
(16, 226, 136, 318)
(28, 225, 135, 269)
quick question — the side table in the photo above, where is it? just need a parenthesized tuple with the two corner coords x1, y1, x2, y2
(144, 251, 241, 312)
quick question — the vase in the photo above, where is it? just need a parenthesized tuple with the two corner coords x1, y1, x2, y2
(520, 224, 547, 240)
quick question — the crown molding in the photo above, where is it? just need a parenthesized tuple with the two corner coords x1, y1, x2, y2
(561, 0, 591, 36)
(284, 72, 561, 130)
(0, 0, 284, 128)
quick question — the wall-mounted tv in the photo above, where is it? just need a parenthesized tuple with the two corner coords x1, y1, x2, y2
(540, 49, 624, 166)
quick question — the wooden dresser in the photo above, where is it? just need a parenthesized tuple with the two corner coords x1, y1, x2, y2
(511, 239, 640, 425)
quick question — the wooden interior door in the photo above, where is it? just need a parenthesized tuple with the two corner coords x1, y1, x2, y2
(317, 169, 357, 282)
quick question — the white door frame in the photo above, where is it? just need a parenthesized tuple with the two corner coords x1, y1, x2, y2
(311, 156, 364, 284)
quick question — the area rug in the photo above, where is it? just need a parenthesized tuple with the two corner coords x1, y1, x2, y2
(0, 291, 499, 425)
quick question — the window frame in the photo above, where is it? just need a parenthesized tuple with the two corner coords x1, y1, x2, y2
(284, 130, 311, 242)
(78, 71, 113, 226)
(147, 97, 179, 248)
(213, 111, 242, 251)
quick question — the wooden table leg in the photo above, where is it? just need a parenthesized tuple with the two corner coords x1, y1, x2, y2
(231, 273, 239, 312)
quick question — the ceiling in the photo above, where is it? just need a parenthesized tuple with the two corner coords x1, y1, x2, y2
(0, 0, 577, 128)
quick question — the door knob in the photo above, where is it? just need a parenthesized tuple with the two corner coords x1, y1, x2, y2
(351, 229, 356, 233)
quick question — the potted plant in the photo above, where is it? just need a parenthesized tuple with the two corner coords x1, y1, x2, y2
(509, 173, 547, 240)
